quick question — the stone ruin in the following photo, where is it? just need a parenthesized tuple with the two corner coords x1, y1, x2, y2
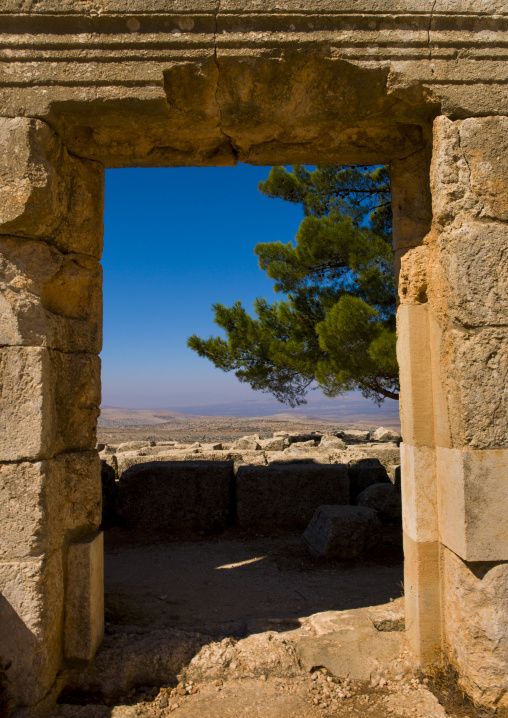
(0, 2, 507, 714)
(99, 427, 402, 539)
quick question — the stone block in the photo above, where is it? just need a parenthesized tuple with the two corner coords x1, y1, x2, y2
(438, 222, 508, 329)
(403, 533, 441, 664)
(259, 436, 286, 451)
(319, 435, 347, 451)
(396, 303, 435, 447)
(119, 461, 234, 532)
(65, 532, 104, 662)
(0, 551, 64, 707)
(347, 459, 390, 502)
(439, 326, 508, 450)
(401, 444, 438, 543)
(0, 346, 55, 461)
(458, 116, 508, 222)
(357, 483, 402, 523)
(0, 235, 103, 353)
(442, 546, 508, 708)
(0, 117, 66, 239)
(390, 144, 432, 251)
(0, 117, 104, 258)
(0, 451, 101, 561)
(236, 463, 349, 529)
(0, 346, 100, 461)
(302, 505, 381, 559)
(372, 427, 401, 443)
(437, 447, 508, 561)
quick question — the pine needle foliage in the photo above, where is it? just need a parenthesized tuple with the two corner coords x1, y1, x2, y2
(188, 165, 398, 407)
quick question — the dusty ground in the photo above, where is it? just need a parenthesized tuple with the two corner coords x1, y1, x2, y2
(103, 529, 404, 635)
(56, 530, 491, 718)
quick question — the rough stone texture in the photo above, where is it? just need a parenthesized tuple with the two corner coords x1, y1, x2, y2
(302, 505, 382, 559)
(236, 464, 349, 529)
(65, 532, 104, 662)
(119, 461, 234, 533)
(258, 436, 286, 451)
(0, 347, 100, 461)
(372, 427, 402, 443)
(442, 546, 508, 708)
(357, 483, 402, 523)
(0, 452, 101, 561)
(296, 600, 414, 681)
(318, 435, 347, 451)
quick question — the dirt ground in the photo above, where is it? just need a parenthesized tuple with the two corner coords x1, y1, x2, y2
(56, 529, 492, 718)
(103, 528, 404, 636)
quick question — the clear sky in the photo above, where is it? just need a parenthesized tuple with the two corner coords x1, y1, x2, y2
(101, 165, 400, 423)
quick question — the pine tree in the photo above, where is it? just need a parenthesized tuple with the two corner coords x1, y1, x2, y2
(187, 165, 398, 407)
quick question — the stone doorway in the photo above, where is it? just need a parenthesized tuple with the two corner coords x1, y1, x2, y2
(1, 5, 508, 712)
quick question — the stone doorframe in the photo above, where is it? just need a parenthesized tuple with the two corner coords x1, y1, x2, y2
(0, 2, 507, 713)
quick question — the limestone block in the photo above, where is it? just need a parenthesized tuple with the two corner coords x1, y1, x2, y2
(0, 235, 102, 353)
(258, 436, 286, 451)
(0, 118, 104, 258)
(442, 546, 508, 707)
(437, 447, 508, 561)
(403, 533, 441, 664)
(457, 116, 508, 222)
(372, 427, 401, 443)
(236, 463, 349, 529)
(319, 435, 347, 451)
(440, 326, 508, 449)
(390, 145, 432, 251)
(302, 505, 382, 559)
(396, 244, 430, 306)
(0, 451, 101, 561)
(0, 346, 55, 461)
(0, 347, 100, 461)
(65, 532, 104, 662)
(0, 551, 64, 706)
(0, 117, 66, 238)
(438, 222, 508, 329)
(357, 483, 402, 523)
(396, 303, 435, 447)
(119, 461, 234, 532)
(431, 115, 508, 229)
(401, 444, 438, 543)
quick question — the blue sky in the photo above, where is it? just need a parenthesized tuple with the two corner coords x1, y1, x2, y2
(101, 165, 400, 423)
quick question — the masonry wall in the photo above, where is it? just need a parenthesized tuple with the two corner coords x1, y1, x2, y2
(0, 1, 507, 712)
(0, 118, 105, 709)
(395, 115, 508, 708)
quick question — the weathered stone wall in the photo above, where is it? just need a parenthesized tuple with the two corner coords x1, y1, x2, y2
(0, 117, 105, 710)
(0, 1, 507, 712)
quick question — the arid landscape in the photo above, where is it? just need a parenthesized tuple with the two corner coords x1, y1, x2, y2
(97, 406, 401, 446)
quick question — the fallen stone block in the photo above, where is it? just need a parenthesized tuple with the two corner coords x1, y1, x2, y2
(119, 461, 234, 533)
(339, 429, 370, 442)
(259, 436, 286, 451)
(319, 435, 347, 451)
(117, 441, 154, 452)
(231, 436, 261, 451)
(372, 427, 402, 443)
(390, 464, 401, 489)
(346, 458, 391, 501)
(357, 483, 402, 523)
(296, 599, 415, 682)
(236, 463, 348, 529)
(273, 431, 323, 444)
(302, 505, 381, 559)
